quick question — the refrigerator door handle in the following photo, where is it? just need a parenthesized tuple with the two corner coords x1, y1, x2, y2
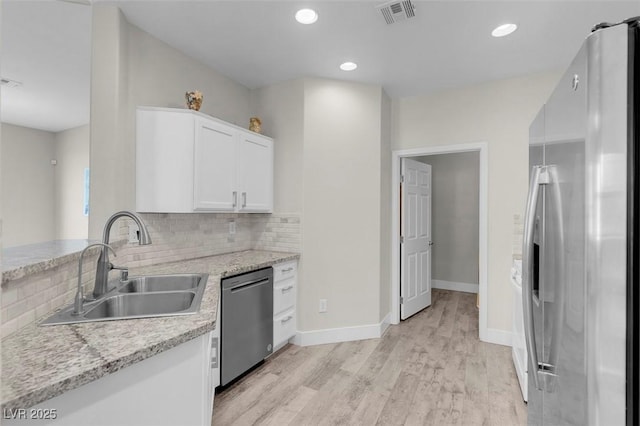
(544, 165, 564, 391)
(523, 165, 547, 391)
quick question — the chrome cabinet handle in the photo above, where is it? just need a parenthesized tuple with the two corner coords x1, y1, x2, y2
(281, 267, 294, 273)
(210, 337, 218, 368)
(242, 192, 247, 208)
(281, 315, 293, 323)
(523, 166, 543, 391)
(281, 285, 294, 292)
(232, 191, 237, 207)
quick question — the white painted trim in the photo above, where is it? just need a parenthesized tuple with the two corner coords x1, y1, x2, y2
(292, 313, 391, 347)
(391, 142, 490, 344)
(432, 279, 478, 294)
(380, 312, 391, 337)
(485, 328, 513, 347)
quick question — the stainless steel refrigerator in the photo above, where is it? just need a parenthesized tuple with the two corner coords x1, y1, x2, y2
(523, 17, 640, 425)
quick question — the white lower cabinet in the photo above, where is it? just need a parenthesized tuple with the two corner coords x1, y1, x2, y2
(274, 308, 296, 349)
(4, 331, 217, 426)
(272, 261, 298, 352)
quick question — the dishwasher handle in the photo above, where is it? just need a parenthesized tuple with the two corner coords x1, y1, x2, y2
(227, 278, 270, 293)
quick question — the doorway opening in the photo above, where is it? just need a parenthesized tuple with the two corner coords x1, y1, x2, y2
(391, 142, 489, 341)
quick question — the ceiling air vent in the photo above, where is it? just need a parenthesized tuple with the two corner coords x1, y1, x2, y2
(0, 77, 22, 88)
(377, 0, 416, 25)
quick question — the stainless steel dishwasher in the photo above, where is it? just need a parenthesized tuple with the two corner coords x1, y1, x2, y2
(220, 267, 273, 386)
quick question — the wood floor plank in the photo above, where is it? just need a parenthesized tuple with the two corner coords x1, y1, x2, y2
(255, 385, 317, 426)
(350, 387, 391, 425)
(216, 343, 337, 425)
(212, 289, 528, 426)
(302, 342, 356, 390)
(291, 368, 357, 425)
(339, 338, 382, 374)
(436, 290, 461, 338)
(375, 371, 421, 425)
(211, 372, 281, 425)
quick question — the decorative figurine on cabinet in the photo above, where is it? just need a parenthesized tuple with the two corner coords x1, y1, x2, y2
(185, 90, 203, 111)
(249, 117, 262, 134)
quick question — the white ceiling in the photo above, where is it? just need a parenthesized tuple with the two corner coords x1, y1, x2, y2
(1, 0, 91, 132)
(2, 1, 639, 132)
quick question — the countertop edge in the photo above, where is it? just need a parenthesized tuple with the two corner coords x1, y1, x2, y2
(2, 240, 126, 286)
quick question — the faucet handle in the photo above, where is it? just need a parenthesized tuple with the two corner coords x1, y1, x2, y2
(109, 263, 129, 281)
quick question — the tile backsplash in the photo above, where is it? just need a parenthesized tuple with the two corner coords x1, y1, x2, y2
(1, 213, 300, 338)
(513, 213, 523, 260)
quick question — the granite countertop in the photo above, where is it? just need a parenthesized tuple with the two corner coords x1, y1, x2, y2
(2, 239, 128, 285)
(1, 250, 299, 411)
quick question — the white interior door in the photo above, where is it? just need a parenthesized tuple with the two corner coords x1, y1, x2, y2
(400, 158, 432, 320)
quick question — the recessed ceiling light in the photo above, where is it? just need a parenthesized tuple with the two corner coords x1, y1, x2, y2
(492, 23, 518, 37)
(340, 62, 358, 71)
(295, 8, 318, 25)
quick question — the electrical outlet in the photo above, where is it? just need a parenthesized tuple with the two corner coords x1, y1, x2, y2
(229, 221, 236, 235)
(128, 225, 139, 243)
(319, 299, 327, 313)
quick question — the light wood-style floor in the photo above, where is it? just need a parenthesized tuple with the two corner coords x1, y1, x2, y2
(212, 289, 527, 425)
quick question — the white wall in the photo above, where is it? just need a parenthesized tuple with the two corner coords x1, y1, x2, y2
(301, 78, 384, 330)
(1, 123, 56, 247)
(249, 80, 304, 214)
(252, 78, 391, 333)
(392, 71, 560, 332)
(89, 5, 130, 239)
(416, 152, 479, 285)
(55, 125, 89, 240)
(379, 91, 392, 321)
(90, 4, 252, 239)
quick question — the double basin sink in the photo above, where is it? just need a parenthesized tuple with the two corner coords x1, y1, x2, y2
(41, 274, 209, 326)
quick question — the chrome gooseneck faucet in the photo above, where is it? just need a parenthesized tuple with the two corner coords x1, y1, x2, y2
(93, 211, 152, 299)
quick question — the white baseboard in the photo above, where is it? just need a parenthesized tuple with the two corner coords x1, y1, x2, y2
(433, 279, 479, 294)
(483, 328, 513, 347)
(292, 313, 391, 347)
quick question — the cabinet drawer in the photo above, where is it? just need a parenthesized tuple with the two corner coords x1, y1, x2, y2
(274, 261, 297, 282)
(274, 277, 296, 316)
(273, 308, 296, 349)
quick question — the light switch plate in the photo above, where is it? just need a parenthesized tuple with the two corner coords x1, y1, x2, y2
(229, 221, 236, 235)
(319, 299, 327, 313)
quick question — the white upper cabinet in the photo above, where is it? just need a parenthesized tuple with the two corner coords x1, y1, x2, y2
(136, 107, 273, 213)
(238, 132, 274, 212)
(193, 118, 237, 211)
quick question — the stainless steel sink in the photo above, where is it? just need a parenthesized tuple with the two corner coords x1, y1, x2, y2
(41, 273, 208, 326)
(119, 274, 201, 293)
(84, 292, 196, 319)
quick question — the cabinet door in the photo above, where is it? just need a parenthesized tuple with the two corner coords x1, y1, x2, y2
(237, 132, 273, 212)
(194, 119, 238, 211)
(136, 109, 195, 213)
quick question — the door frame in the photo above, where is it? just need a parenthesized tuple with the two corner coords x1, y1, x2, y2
(390, 142, 489, 342)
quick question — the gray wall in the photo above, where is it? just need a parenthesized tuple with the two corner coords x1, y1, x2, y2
(55, 125, 90, 240)
(2, 123, 90, 247)
(1, 123, 56, 247)
(416, 152, 479, 285)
